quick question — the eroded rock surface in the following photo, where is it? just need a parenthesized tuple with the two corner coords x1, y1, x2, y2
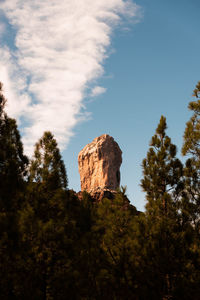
(78, 134, 122, 196)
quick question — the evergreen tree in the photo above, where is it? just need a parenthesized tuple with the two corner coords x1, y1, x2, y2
(141, 116, 190, 299)
(182, 81, 200, 226)
(19, 131, 70, 299)
(141, 116, 183, 214)
(71, 191, 104, 299)
(94, 189, 138, 299)
(0, 82, 28, 211)
(0, 82, 28, 298)
(181, 81, 200, 298)
(29, 131, 67, 190)
(182, 81, 200, 158)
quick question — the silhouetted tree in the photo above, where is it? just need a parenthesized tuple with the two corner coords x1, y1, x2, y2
(141, 116, 191, 299)
(182, 81, 200, 227)
(0, 82, 28, 298)
(93, 189, 138, 299)
(181, 81, 200, 299)
(29, 131, 67, 190)
(19, 132, 70, 299)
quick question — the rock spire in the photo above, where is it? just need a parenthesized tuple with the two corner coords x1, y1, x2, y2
(78, 134, 122, 198)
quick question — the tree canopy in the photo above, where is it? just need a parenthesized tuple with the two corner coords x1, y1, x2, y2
(1, 81, 200, 299)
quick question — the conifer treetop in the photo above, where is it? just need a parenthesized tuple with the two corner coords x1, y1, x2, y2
(30, 131, 68, 190)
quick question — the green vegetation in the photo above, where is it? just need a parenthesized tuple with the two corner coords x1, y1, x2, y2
(1, 81, 200, 299)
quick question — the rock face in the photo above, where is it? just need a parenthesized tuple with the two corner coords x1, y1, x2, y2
(78, 134, 122, 197)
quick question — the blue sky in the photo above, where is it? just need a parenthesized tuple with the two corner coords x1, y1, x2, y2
(63, 0, 200, 211)
(1, 0, 200, 211)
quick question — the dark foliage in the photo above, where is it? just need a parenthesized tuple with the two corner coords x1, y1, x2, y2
(1, 81, 200, 299)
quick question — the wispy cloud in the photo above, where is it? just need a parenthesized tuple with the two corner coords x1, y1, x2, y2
(0, 22, 6, 37)
(90, 86, 107, 98)
(0, 0, 141, 155)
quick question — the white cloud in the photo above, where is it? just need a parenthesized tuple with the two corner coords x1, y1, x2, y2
(0, 48, 31, 120)
(90, 86, 107, 97)
(0, 22, 6, 37)
(0, 0, 141, 155)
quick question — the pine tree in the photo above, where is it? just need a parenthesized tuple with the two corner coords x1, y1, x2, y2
(94, 189, 138, 299)
(141, 116, 187, 299)
(0, 82, 29, 298)
(19, 131, 70, 299)
(141, 115, 183, 214)
(0, 82, 28, 211)
(182, 81, 200, 158)
(29, 131, 67, 190)
(180, 81, 200, 298)
(182, 81, 200, 226)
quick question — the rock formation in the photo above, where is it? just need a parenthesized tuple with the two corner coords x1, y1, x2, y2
(78, 134, 122, 199)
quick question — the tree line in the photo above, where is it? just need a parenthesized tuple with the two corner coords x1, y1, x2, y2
(1, 81, 200, 299)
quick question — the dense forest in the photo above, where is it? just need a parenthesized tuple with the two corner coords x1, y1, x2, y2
(1, 80, 200, 299)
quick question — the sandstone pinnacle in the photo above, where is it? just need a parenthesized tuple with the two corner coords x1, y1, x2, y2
(78, 134, 122, 198)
